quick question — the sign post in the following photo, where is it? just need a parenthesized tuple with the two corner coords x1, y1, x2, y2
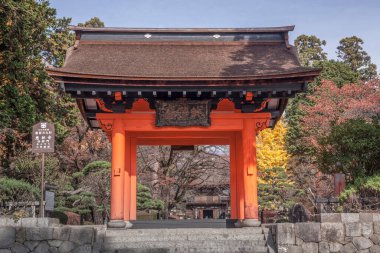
(41, 153, 45, 218)
(32, 122, 55, 218)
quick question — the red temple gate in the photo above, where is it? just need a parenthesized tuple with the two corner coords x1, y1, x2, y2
(48, 26, 319, 228)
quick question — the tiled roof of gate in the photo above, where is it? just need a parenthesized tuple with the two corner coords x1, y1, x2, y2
(47, 26, 319, 81)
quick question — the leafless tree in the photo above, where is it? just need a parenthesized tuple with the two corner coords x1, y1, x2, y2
(137, 145, 229, 217)
(56, 118, 111, 174)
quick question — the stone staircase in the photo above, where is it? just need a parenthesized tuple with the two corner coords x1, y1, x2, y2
(100, 227, 270, 253)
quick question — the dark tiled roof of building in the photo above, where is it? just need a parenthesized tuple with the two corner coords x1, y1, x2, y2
(48, 26, 319, 81)
(49, 43, 316, 80)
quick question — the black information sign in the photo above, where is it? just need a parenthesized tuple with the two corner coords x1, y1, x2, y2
(45, 191, 55, 211)
(32, 122, 55, 153)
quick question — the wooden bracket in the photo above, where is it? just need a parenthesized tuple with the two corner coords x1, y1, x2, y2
(245, 91, 253, 102)
(115, 91, 122, 101)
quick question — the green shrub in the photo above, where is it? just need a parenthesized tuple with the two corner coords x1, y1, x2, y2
(50, 210, 68, 224)
(258, 167, 303, 211)
(318, 119, 380, 179)
(137, 183, 164, 211)
(339, 175, 380, 211)
(72, 172, 84, 179)
(0, 177, 40, 202)
(82, 161, 111, 175)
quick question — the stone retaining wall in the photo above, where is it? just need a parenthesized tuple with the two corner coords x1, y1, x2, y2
(276, 213, 380, 253)
(0, 218, 104, 253)
(4, 214, 380, 253)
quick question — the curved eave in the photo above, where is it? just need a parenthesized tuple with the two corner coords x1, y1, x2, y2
(47, 68, 321, 82)
(69, 25, 295, 33)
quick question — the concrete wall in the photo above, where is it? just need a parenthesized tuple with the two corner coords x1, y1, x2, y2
(275, 213, 380, 253)
(0, 218, 104, 253)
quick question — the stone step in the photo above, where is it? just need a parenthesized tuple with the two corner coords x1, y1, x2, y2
(102, 247, 268, 253)
(101, 240, 268, 253)
(105, 233, 265, 243)
(130, 219, 234, 229)
(105, 228, 264, 237)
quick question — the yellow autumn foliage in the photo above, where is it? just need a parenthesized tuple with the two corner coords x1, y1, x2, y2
(256, 120, 289, 171)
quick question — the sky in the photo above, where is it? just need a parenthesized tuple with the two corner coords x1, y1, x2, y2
(50, 0, 380, 69)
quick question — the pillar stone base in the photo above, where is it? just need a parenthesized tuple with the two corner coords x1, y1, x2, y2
(234, 220, 243, 228)
(107, 220, 126, 229)
(125, 221, 133, 229)
(241, 219, 261, 227)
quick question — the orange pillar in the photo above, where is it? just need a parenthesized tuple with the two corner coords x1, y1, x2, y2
(235, 132, 245, 220)
(229, 136, 237, 219)
(108, 118, 126, 228)
(130, 137, 137, 220)
(241, 118, 260, 226)
(123, 135, 131, 222)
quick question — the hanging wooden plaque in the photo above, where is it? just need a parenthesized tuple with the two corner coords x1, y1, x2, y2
(155, 99, 211, 127)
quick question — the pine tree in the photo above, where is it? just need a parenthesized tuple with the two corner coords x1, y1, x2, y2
(137, 184, 164, 211)
(78, 17, 105, 28)
(337, 36, 377, 81)
(294, 35, 327, 67)
(0, 0, 78, 168)
(258, 167, 298, 211)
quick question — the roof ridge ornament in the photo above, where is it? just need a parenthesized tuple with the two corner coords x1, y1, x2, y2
(73, 31, 81, 50)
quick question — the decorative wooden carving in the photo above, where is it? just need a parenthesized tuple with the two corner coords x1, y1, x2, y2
(96, 98, 113, 113)
(155, 99, 211, 127)
(254, 99, 271, 112)
(97, 119, 113, 139)
(255, 119, 270, 132)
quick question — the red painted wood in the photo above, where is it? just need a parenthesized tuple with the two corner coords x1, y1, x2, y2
(123, 135, 131, 221)
(110, 119, 125, 220)
(98, 103, 271, 223)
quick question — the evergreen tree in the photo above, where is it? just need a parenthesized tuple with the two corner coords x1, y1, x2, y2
(294, 34, 327, 67)
(57, 160, 111, 223)
(78, 17, 105, 28)
(0, 0, 78, 169)
(337, 36, 377, 81)
(137, 184, 164, 211)
(0, 177, 40, 215)
(0, 4, 108, 219)
(318, 119, 380, 179)
(258, 167, 300, 211)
